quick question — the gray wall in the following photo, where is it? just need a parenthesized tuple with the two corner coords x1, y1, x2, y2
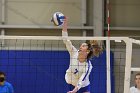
(4, 0, 82, 25)
(110, 0, 140, 27)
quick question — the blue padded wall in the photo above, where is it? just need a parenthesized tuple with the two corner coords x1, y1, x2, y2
(0, 50, 114, 93)
(90, 50, 114, 93)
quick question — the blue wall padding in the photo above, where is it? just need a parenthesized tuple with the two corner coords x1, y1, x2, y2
(90, 51, 114, 93)
(0, 50, 114, 93)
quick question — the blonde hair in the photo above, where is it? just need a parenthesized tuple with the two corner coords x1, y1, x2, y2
(89, 40, 103, 57)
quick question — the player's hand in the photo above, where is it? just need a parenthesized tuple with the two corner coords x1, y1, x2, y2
(62, 17, 68, 32)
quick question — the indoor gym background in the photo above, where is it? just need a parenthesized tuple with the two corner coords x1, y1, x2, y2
(0, 0, 140, 93)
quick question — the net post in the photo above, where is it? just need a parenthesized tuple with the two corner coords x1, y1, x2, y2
(106, 38, 111, 93)
(123, 38, 132, 93)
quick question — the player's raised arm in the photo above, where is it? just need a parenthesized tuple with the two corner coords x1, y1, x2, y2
(62, 17, 77, 55)
(62, 16, 68, 32)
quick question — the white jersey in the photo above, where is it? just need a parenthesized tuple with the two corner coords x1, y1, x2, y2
(130, 86, 140, 93)
(62, 31, 93, 90)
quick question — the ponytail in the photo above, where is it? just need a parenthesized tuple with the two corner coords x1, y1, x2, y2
(86, 40, 103, 58)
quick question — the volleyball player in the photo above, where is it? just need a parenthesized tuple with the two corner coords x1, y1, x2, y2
(62, 17, 93, 93)
(130, 72, 140, 93)
(0, 71, 14, 93)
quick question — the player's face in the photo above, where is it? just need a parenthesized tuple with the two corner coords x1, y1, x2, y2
(0, 74, 5, 85)
(135, 75, 140, 87)
(79, 43, 88, 52)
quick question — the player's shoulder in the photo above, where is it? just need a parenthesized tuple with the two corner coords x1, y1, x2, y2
(130, 86, 137, 92)
(4, 81, 13, 87)
(86, 60, 93, 69)
(88, 60, 92, 66)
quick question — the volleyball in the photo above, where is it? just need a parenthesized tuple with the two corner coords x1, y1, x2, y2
(51, 12, 65, 26)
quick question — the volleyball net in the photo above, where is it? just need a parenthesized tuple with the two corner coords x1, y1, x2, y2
(0, 36, 139, 93)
